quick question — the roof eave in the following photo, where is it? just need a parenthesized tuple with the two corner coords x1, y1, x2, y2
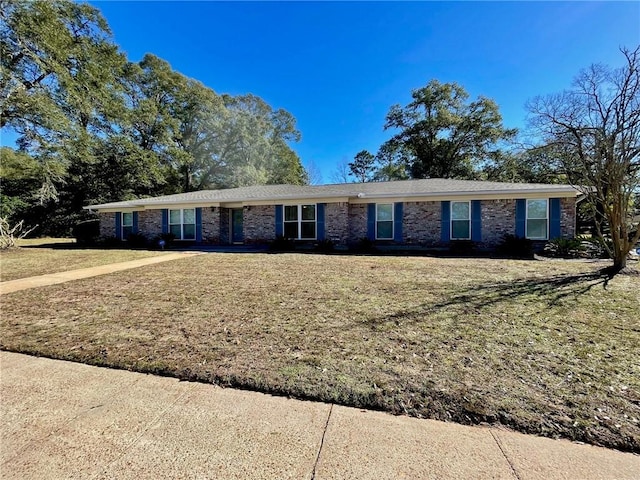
(348, 187, 580, 200)
(85, 186, 581, 211)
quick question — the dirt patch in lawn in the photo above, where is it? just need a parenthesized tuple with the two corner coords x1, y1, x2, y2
(0, 247, 163, 281)
(1, 253, 638, 452)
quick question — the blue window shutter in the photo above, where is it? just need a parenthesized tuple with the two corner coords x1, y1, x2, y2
(115, 212, 122, 240)
(317, 203, 325, 241)
(550, 198, 561, 239)
(161, 209, 169, 234)
(275, 205, 283, 236)
(195, 207, 203, 243)
(393, 202, 403, 242)
(367, 203, 376, 240)
(132, 212, 139, 234)
(441, 201, 450, 242)
(471, 200, 482, 242)
(515, 199, 526, 237)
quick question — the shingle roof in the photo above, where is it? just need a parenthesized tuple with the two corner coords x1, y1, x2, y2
(85, 178, 580, 210)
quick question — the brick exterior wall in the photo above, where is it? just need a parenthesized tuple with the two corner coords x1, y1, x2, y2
(560, 197, 576, 238)
(402, 201, 442, 246)
(137, 210, 161, 239)
(481, 199, 516, 246)
(201, 207, 220, 244)
(348, 204, 368, 243)
(325, 202, 349, 244)
(219, 208, 230, 244)
(96, 196, 578, 248)
(99, 212, 116, 238)
(244, 205, 275, 243)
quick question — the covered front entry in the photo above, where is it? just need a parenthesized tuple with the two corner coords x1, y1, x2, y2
(231, 208, 244, 243)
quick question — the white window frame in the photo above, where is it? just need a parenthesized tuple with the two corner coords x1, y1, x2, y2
(526, 199, 549, 240)
(376, 203, 394, 240)
(169, 208, 196, 240)
(283, 204, 316, 240)
(121, 212, 133, 239)
(450, 201, 471, 240)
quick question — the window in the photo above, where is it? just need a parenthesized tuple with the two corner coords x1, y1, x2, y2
(121, 212, 133, 239)
(526, 199, 548, 240)
(451, 201, 470, 240)
(376, 204, 393, 240)
(284, 204, 316, 239)
(169, 208, 196, 240)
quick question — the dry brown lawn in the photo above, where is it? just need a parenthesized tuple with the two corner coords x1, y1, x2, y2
(1, 253, 638, 452)
(0, 245, 162, 281)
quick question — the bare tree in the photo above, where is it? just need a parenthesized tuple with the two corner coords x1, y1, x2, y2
(304, 160, 323, 185)
(527, 46, 640, 273)
(329, 157, 352, 184)
(0, 218, 37, 249)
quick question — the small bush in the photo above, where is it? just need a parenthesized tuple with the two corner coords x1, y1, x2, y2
(352, 237, 376, 253)
(126, 232, 148, 248)
(269, 235, 296, 252)
(581, 236, 613, 259)
(543, 237, 586, 258)
(497, 234, 534, 259)
(314, 238, 335, 253)
(449, 240, 475, 256)
(72, 219, 100, 246)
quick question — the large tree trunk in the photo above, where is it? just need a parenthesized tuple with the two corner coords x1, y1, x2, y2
(612, 252, 627, 273)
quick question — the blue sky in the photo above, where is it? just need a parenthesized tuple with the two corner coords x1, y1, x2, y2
(5, 1, 640, 183)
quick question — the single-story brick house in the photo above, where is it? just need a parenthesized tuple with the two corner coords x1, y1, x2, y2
(85, 178, 580, 248)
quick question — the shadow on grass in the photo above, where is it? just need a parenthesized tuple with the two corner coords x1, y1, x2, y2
(363, 267, 617, 331)
(435, 267, 615, 310)
(20, 243, 79, 250)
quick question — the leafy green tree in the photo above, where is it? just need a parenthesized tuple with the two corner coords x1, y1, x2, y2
(373, 141, 411, 182)
(218, 94, 305, 187)
(527, 46, 640, 272)
(348, 150, 376, 182)
(1, 0, 142, 234)
(482, 148, 567, 184)
(1, 1, 308, 235)
(268, 144, 308, 185)
(0, 147, 66, 235)
(123, 55, 182, 163)
(1, 148, 43, 218)
(382, 80, 516, 179)
(124, 55, 227, 192)
(1, 0, 117, 138)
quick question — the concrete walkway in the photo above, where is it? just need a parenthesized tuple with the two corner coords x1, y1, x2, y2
(1, 352, 638, 480)
(0, 252, 201, 295)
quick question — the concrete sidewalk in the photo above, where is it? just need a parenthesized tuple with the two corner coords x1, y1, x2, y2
(1, 352, 638, 479)
(0, 252, 201, 295)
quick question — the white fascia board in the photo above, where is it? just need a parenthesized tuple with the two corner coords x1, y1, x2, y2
(83, 204, 134, 211)
(87, 202, 221, 212)
(139, 202, 221, 209)
(241, 196, 350, 206)
(349, 189, 579, 204)
(84, 206, 137, 212)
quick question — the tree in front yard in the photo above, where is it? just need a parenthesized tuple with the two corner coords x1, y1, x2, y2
(527, 46, 640, 272)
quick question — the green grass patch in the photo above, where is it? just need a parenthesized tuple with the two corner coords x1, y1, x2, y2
(1, 253, 638, 452)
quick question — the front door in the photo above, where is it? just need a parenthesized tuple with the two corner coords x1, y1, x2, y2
(231, 208, 244, 243)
